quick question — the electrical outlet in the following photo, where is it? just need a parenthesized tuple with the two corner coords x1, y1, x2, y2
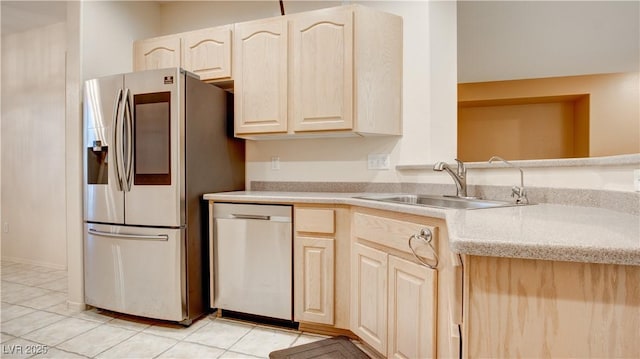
(367, 154, 391, 170)
(271, 156, 281, 170)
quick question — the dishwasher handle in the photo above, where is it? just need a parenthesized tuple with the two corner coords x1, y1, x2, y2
(213, 203, 292, 223)
(231, 214, 271, 221)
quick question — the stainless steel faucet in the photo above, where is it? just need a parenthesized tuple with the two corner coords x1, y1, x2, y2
(433, 159, 468, 198)
(488, 156, 529, 204)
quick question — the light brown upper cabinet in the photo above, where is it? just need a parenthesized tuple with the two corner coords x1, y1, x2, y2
(234, 17, 289, 134)
(234, 5, 403, 139)
(134, 34, 181, 72)
(134, 25, 232, 83)
(181, 25, 232, 81)
(290, 7, 354, 132)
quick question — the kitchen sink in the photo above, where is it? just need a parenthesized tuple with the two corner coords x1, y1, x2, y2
(357, 194, 522, 210)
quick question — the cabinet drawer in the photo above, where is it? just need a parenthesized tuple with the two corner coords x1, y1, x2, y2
(353, 212, 437, 259)
(295, 208, 335, 234)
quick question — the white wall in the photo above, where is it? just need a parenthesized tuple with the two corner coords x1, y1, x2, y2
(158, 0, 342, 34)
(396, 160, 640, 193)
(457, 1, 640, 83)
(468, 163, 639, 193)
(1, 22, 68, 268)
(81, 0, 161, 80)
(66, 0, 84, 309)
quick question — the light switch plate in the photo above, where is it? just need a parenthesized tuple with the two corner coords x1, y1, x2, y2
(368, 154, 390, 170)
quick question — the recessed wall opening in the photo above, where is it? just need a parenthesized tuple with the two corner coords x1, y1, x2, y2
(457, 95, 590, 162)
(457, 73, 639, 159)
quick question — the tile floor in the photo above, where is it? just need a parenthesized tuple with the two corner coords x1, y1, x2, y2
(0, 260, 327, 358)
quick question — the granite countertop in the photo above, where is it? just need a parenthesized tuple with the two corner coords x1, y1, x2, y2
(203, 191, 640, 266)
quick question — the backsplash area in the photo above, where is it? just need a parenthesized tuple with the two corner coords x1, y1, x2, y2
(250, 181, 640, 215)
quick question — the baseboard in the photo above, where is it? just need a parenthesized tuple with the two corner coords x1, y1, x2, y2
(298, 322, 358, 339)
(66, 300, 87, 312)
(352, 339, 385, 359)
(1, 255, 66, 270)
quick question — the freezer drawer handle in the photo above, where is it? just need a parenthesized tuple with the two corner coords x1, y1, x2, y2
(88, 228, 169, 241)
(230, 214, 271, 221)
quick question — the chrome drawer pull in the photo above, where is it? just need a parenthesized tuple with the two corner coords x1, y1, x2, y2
(408, 228, 438, 269)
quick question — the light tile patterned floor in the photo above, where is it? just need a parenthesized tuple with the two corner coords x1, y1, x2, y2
(0, 260, 326, 358)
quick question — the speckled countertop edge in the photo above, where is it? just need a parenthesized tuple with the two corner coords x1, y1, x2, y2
(445, 204, 640, 266)
(204, 191, 449, 219)
(203, 191, 640, 266)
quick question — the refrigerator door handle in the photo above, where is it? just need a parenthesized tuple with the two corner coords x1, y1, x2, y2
(116, 88, 128, 193)
(112, 88, 124, 191)
(88, 228, 169, 241)
(123, 88, 133, 192)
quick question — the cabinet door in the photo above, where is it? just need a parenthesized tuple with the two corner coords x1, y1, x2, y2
(234, 18, 288, 134)
(291, 7, 353, 132)
(133, 36, 181, 71)
(182, 26, 232, 81)
(351, 243, 387, 354)
(388, 256, 437, 359)
(294, 236, 335, 325)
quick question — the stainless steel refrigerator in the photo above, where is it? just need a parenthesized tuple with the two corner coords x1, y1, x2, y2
(83, 68, 244, 325)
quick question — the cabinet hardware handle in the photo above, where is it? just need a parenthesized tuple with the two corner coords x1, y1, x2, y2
(408, 228, 438, 269)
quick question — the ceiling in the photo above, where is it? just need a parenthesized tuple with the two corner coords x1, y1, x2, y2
(1, 1, 67, 36)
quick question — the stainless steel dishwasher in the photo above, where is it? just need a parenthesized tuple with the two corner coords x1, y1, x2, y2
(212, 203, 292, 321)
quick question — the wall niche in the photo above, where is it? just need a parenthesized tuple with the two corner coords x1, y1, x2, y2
(458, 94, 589, 161)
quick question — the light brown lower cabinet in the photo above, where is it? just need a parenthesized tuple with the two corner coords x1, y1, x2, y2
(463, 255, 640, 358)
(351, 243, 388, 353)
(294, 236, 334, 325)
(219, 200, 636, 358)
(350, 243, 437, 358)
(293, 205, 352, 333)
(387, 254, 437, 359)
(350, 208, 441, 359)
